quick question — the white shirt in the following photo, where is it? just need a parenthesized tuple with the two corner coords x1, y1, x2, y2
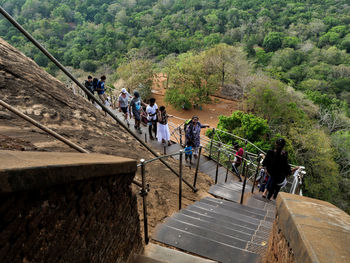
(146, 104, 158, 121)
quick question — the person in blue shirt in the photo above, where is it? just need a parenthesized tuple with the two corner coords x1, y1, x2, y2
(185, 140, 194, 164)
(96, 75, 108, 105)
(130, 91, 144, 134)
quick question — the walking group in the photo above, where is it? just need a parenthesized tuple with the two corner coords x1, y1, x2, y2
(84, 75, 297, 202)
(231, 138, 298, 201)
(84, 75, 110, 106)
(117, 88, 173, 146)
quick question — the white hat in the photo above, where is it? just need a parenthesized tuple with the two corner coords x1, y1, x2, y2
(121, 88, 127, 94)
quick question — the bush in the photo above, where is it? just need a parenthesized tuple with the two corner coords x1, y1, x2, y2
(80, 60, 98, 72)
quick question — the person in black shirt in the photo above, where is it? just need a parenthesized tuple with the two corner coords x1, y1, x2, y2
(262, 138, 291, 200)
(84, 75, 94, 103)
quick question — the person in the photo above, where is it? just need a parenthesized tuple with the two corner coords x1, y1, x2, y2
(130, 91, 143, 134)
(96, 75, 108, 105)
(84, 75, 94, 102)
(157, 106, 171, 145)
(185, 140, 194, 164)
(262, 138, 295, 200)
(146, 98, 158, 140)
(118, 88, 131, 126)
(185, 116, 209, 158)
(232, 144, 244, 182)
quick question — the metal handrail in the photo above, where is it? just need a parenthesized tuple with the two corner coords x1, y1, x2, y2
(0, 7, 196, 193)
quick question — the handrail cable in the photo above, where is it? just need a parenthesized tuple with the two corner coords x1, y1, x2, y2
(0, 7, 196, 192)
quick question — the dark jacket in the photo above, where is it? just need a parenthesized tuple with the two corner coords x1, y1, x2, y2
(262, 149, 291, 184)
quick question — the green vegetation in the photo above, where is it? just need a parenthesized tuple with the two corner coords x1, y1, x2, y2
(1, 0, 349, 212)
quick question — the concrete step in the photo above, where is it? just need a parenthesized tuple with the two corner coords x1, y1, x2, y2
(179, 209, 256, 236)
(185, 204, 259, 231)
(164, 217, 249, 249)
(201, 197, 267, 216)
(246, 194, 276, 212)
(197, 199, 267, 221)
(153, 224, 260, 263)
(208, 184, 241, 203)
(142, 243, 216, 263)
(171, 212, 253, 242)
(191, 202, 261, 226)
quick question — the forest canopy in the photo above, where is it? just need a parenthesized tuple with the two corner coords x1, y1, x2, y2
(1, 0, 350, 213)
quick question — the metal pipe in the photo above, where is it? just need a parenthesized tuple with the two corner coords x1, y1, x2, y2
(215, 143, 221, 184)
(179, 128, 183, 146)
(140, 159, 149, 244)
(164, 145, 166, 155)
(145, 133, 147, 143)
(209, 128, 215, 159)
(0, 100, 89, 153)
(225, 154, 232, 183)
(251, 155, 261, 193)
(179, 150, 183, 210)
(240, 159, 247, 204)
(193, 145, 202, 190)
(0, 7, 197, 192)
(132, 180, 142, 188)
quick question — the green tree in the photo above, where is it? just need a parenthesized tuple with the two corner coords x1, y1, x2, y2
(263, 32, 283, 52)
(117, 59, 154, 99)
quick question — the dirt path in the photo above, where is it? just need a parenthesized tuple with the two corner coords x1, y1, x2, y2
(151, 74, 241, 135)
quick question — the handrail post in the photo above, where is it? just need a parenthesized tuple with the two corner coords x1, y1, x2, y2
(193, 145, 202, 190)
(251, 155, 261, 193)
(225, 154, 232, 183)
(179, 150, 183, 210)
(0, 7, 199, 193)
(209, 128, 215, 159)
(240, 158, 247, 204)
(140, 159, 149, 244)
(179, 128, 183, 146)
(164, 145, 166, 155)
(215, 143, 221, 184)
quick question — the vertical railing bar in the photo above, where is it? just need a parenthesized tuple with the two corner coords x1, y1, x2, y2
(240, 159, 247, 205)
(193, 145, 202, 190)
(215, 143, 221, 184)
(251, 155, 261, 193)
(225, 154, 232, 183)
(179, 150, 183, 210)
(209, 128, 215, 159)
(140, 159, 149, 244)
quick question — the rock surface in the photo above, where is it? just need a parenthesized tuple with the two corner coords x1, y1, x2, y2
(0, 37, 213, 239)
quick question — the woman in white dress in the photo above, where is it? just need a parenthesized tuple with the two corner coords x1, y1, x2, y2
(157, 106, 171, 146)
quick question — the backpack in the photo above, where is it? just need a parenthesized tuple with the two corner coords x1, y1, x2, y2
(92, 78, 99, 91)
(84, 80, 94, 93)
(183, 119, 192, 132)
(135, 99, 141, 111)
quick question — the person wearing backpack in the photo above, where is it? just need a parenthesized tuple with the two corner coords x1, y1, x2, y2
(130, 91, 144, 134)
(95, 75, 108, 105)
(262, 138, 296, 200)
(185, 116, 209, 158)
(84, 75, 94, 103)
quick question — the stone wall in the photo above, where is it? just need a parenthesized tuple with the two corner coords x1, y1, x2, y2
(0, 151, 142, 263)
(264, 215, 296, 263)
(265, 192, 350, 263)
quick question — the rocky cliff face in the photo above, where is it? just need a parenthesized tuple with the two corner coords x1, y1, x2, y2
(0, 38, 212, 241)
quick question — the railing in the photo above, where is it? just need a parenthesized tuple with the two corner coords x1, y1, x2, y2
(136, 147, 200, 244)
(0, 7, 197, 194)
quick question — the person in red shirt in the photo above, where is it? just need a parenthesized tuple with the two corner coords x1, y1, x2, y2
(232, 144, 244, 182)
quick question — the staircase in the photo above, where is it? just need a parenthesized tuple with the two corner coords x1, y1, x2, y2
(110, 108, 274, 263)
